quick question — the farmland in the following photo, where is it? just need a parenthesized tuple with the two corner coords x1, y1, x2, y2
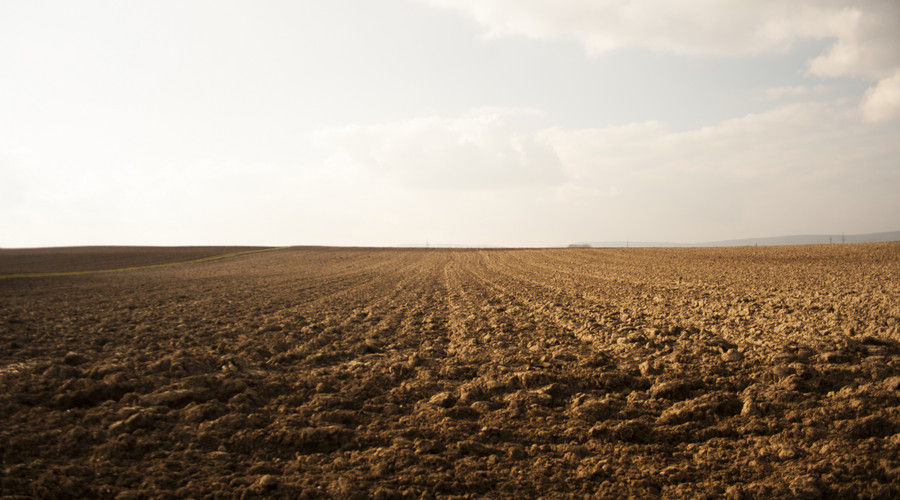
(0, 246, 266, 275)
(1, 244, 898, 497)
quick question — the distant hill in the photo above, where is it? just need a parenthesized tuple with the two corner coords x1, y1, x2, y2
(576, 230, 900, 248)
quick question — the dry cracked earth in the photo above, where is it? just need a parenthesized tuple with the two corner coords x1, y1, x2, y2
(1, 244, 899, 498)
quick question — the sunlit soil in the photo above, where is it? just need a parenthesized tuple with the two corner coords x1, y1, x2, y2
(1, 244, 898, 497)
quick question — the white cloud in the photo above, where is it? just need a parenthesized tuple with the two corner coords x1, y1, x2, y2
(546, 100, 900, 239)
(545, 101, 892, 183)
(419, 0, 900, 120)
(421, 1, 818, 56)
(315, 103, 899, 240)
(764, 85, 826, 100)
(321, 102, 898, 192)
(803, 2, 900, 80)
(326, 100, 881, 194)
(861, 70, 900, 123)
(317, 108, 564, 189)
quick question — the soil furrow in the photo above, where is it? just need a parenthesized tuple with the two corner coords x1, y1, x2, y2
(1, 244, 898, 497)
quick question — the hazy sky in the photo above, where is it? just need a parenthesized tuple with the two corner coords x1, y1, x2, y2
(2, 0, 898, 247)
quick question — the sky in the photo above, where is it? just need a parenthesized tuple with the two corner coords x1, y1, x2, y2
(1, 0, 898, 247)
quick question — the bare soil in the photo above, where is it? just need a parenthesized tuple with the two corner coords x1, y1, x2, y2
(1, 244, 898, 498)
(0, 246, 264, 274)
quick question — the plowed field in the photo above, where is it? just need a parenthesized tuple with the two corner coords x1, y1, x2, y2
(1, 244, 898, 498)
(0, 246, 265, 275)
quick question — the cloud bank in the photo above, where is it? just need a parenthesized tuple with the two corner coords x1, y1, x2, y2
(319, 101, 900, 240)
(325, 101, 899, 186)
(419, 0, 900, 120)
(320, 102, 899, 239)
(318, 108, 564, 189)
